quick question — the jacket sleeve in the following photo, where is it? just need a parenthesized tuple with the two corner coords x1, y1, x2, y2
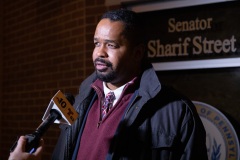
(151, 100, 208, 160)
(179, 103, 208, 160)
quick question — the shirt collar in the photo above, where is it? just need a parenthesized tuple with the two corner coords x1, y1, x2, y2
(103, 82, 126, 102)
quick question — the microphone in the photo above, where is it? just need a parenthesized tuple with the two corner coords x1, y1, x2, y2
(10, 90, 79, 154)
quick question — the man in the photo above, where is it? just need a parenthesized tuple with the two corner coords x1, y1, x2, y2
(9, 9, 208, 160)
(52, 9, 208, 160)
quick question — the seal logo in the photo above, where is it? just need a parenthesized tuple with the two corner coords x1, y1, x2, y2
(193, 101, 240, 160)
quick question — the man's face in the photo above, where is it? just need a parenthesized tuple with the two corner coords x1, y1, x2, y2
(92, 19, 138, 85)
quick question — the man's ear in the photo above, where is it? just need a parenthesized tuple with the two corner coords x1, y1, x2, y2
(133, 43, 146, 63)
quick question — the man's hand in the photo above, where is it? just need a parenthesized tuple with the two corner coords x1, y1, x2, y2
(8, 136, 44, 160)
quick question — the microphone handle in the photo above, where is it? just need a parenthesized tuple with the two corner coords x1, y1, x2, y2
(24, 133, 41, 153)
(10, 109, 62, 153)
(36, 109, 62, 137)
(9, 133, 41, 154)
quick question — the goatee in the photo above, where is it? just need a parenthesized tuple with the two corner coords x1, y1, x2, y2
(95, 70, 116, 82)
(94, 58, 116, 82)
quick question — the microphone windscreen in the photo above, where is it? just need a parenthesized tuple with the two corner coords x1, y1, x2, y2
(64, 93, 75, 105)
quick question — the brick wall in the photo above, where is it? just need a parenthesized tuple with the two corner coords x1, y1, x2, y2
(0, 0, 3, 155)
(0, 0, 119, 159)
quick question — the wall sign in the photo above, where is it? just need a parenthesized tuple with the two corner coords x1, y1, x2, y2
(132, 1, 240, 70)
(194, 101, 240, 160)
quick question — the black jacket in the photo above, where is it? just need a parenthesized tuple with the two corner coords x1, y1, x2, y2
(52, 65, 208, 160)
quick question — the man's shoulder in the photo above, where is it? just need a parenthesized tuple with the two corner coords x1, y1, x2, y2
(149, 84, 196, 115)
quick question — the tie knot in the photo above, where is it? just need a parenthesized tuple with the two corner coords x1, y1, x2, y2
(104, 91, 115, 104)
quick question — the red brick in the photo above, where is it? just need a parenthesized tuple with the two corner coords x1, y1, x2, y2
(0, 0, 115, 159)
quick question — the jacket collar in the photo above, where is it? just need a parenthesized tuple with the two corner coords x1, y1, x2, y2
(138, 63, 162, 100)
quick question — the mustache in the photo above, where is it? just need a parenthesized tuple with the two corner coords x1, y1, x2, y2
(94, 58, 112, 67)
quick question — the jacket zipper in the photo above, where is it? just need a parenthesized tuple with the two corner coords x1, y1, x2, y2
(92, 85, 104, 128)
(97, 121, 102, 128)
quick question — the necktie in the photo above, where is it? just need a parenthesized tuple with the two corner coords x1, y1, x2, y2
(101, 92, 115, 119)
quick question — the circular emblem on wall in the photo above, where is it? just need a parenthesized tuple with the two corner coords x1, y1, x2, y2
(193, 101, 240, 160)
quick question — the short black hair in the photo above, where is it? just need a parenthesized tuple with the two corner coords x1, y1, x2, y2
(101, 9, 145, 45)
